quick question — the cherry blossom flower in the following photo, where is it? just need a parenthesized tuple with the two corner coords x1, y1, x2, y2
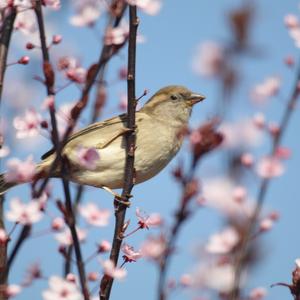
(14, 10, 37, 34)
(5, 284, 22, 298)
(202, 177, 253, 217)
(122, 243, 142, 262)
(13, 109, 42, 139)
(251, 76, 281, 103)
(4, 155, 36, 183)
(180, 274, 194, 287)
(0, 228, 9, 244)
(104, 22, 129, 46)
(220, 119, 262, 149)
(66, 67, 87, 84)
(44, 0, 61, 10)
(55, 227, 87, 246)
(256, 156, 284, 178)
(79, 202, 110, 226)
(252, 112, 266, 129)
(275, 146, 291, 159)
(259, 217, 274, 232)
(76, 147, 100, 170)
(193, 263, 236, 293)
(284, 14, 299, 28)
(205, 227, 239, 254)
(6, 198, 43, 225)
(192, 41, 225, 77)
(97, 240, 111, 253)
(56, 102, 76, 137)
(70, 0, 104, 27)
(241, 152, 254, 167)
(42, 276, 82, 300)
(136, 207, 163, 229)
(51, 217, 65, 231)
(249, 287, 267, 300)
(101, 259, 127, 280)
(0, 145, 10, 158)
(141, 235, 166, 260)
(295, 258, 300, 268)
(126, 0, 162, 15)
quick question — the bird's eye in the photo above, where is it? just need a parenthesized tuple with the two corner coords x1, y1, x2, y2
(171, 94, 178, 100)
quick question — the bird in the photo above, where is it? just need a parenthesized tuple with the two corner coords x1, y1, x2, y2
(0, 85, 205, 195)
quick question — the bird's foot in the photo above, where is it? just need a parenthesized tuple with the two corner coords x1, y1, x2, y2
(102, 186, 131, 207)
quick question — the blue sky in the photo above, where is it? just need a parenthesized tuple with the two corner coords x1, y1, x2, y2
(2, 1, 300, 300)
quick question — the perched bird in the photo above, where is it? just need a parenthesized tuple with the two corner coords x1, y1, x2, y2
(0, 85, 205, 195)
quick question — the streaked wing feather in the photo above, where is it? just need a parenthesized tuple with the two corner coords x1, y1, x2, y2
(41, 113, 127, 160)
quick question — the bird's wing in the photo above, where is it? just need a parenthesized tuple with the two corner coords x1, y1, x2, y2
(41, 113, 128, 160)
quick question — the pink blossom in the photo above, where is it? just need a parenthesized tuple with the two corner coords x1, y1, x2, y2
(97, 240, 111, 253)
(194, 263, 236, 292)
(4, 155, 36, 183)
(241, 152, 254, 167)
(0, 228, 9, 244)
(252, 112, 265, 129)
(105, 22, 129, 46)
(79, 202, 110, 226)
(42, 96, 55, 110)
(101, 259, 127, 280)
(55, 227, 86, 246)
(42, 276, 82, 300)
(232, 186, 247, 203)
(180, 274, 194, 287)
(136, 207, 163, 229)
(52, 34, 62, 44)
(220, 119, 262, 149)
(18, 55, 30, 65)
(5, 284, 22, 298)
(205, 227, 239, 254)
(141, 235, 166, 260)
(66, 273, 76, 283)
(0, 145, 10, 158)
(13, 109, 42, 139)
(295, 258, 300, 268)
(70, 1, 103, 27)
(284, 14, 299, 28)
(51, 217, 65, 231)
(192, 41, 224, 77)
(275, 146, 291, 159)
(6, 198, 43, 225)
(126, 0, 162, 15)
(259, 218, 274, 232)
(66, 67, 87, 84)
(122, 243, 142, 262)
(249, 287, 267, 300)
(251, 76, 281, 103)
(56, 102, 76, 137)
(44, 0, 61, 10)
(76, 147, 100, 170)
(256, 156, 284, 178)
(14, 10, 37, 34)
(203, 177, 254, 217)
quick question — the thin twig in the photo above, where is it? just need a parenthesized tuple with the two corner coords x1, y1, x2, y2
(0, 8, 16, 102)
(0, 8, 17, 299)
(230, 60, 300, 300)
(62, 173, 90, 300)
(99, 5, 138, 300)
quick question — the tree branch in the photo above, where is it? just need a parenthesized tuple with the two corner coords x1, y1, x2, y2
(99, 5, 138, 300)
(230, 60, 300, 300)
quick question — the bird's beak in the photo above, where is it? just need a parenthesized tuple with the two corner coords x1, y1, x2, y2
(187, 93, 206, 106)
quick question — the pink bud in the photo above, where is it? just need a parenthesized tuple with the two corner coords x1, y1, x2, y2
(66, 273, 76, 282)
(275, 146, 291, 159)
(52, 35, 62, 44)
(284, 55, 295, 67)
(51, 217, 64, 231)
(253, 113, 265, 129)
(26, 42, 35, 50)
(241, 153, 254, 167)
(88, 272, 98, 281)
(233, 186, 247, 203)
(18, 56, 30, 65)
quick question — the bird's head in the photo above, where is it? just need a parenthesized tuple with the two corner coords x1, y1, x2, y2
(141, 85, 206, 126)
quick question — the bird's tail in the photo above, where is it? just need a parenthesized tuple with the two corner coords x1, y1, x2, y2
(0, 174, 19, 195)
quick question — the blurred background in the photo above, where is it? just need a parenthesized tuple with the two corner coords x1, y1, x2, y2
(1, 0, 300, 299)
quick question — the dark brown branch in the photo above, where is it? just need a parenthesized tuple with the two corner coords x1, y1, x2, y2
(0, 8, 17, 299)
(0, 8, 16, 102)
(99, 5, 138, 300)
(230, 60, 300, 300)
(62, 174, 90, 300)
